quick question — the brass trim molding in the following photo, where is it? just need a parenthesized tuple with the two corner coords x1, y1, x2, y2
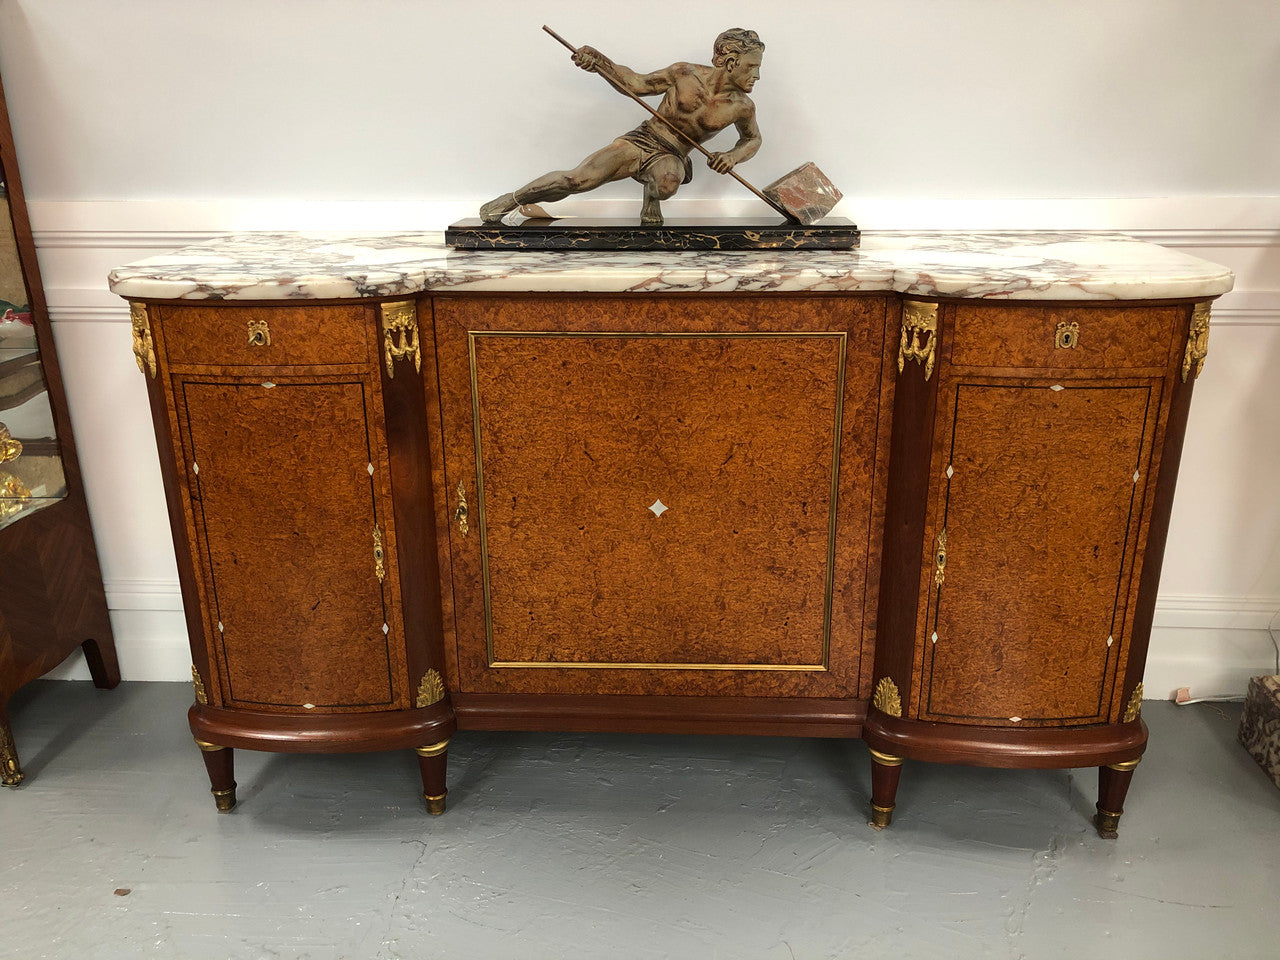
(1107, 758, 1142, 772)
(247, 318, 271, 347)
(193, 739, 225, 753)
(130, 302, 156, 378)
(1182, 301, 1210, 382)
(872, 677, 903, 717)
(415, 669, 446, 708)
(868, 748, 903, 767)
(381, 300, 421, 378)
(191, 665, 208, 705)
(898, 301, 938, 380)
(1, 724, 23, 787)
(415, 738, 451, 758)
(1122, 682, 1144, 723)
(1054, 320, 1080, 350)
(469, 330, 847, 673)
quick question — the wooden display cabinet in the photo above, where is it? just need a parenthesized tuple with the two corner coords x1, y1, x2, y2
(0, 72, 119, 789)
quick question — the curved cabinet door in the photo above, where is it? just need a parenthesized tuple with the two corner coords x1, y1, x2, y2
(916, 374, 1162, 727)
(174, 373, 406, 713)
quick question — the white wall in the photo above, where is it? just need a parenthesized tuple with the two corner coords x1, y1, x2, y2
(1, 0, 1276, 697)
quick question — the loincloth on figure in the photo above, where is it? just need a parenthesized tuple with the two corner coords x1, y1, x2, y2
(615, 123, 694, 185)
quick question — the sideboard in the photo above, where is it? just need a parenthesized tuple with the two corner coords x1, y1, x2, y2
(108, 232, 1232, 836)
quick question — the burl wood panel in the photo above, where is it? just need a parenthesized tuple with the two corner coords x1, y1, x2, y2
(162, 305, 369, 368)
(434, 295, 891, 698)
(178, 376, 401, 711)
(919, 377, 1159, 725)
(950, 304, 1176, 371)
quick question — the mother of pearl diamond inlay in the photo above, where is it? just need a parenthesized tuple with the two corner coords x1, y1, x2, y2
(649, 499, 668, 518)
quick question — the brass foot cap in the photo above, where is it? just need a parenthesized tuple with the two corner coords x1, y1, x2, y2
(870, 803, 894, 830)
(1094, 809, 1122, 839)
(213, 786, 237, 813)
(425, 793, 447, 816)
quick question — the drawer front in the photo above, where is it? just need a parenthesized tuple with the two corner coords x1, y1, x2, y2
(160, 304, 371, 367)
(950, 304, 1175, 371)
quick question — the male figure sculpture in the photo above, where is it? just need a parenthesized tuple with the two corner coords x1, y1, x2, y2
(480, 29, 765, 225)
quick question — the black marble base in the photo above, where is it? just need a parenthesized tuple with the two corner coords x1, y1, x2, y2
(446, 217, 860, 251)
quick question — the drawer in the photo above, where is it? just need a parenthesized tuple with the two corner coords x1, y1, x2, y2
(160, 304, 372, 367)
(949, 303, 1176, 370)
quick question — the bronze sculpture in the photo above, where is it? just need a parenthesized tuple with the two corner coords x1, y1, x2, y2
(481, 28, 767, 226)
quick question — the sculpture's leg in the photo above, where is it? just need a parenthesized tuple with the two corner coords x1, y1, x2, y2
(868, 748, 904, 829)
(1094, 758, 1141, 838)
(640, 179, 664, 225)
(416, 738, 450, 816)
(1, 703, 23, 787)
(81, 637, 122, 690)
(195, 740, 237, 812)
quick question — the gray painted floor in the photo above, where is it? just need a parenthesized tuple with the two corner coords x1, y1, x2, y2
(3, 681, 1278, 959)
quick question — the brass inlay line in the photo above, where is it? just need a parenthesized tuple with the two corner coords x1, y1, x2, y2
(468, 330, 847, 673)
(1182, 302, 1210, 382)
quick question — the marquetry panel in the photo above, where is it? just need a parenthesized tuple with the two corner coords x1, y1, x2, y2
(433, 294, 894, 699)
(917, 375, 1160, 725)
(176, 374, 403, 711)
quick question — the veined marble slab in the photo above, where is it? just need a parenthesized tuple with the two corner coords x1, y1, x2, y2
(107, 231, 1234, 302)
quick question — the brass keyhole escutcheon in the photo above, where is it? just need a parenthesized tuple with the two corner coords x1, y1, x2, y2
(454, 481, 469, 538)
(247, 319, 271, 347)
(1055, 321, 1079, 350)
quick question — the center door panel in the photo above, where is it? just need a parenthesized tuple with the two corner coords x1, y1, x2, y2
(432, 295, 893, 699)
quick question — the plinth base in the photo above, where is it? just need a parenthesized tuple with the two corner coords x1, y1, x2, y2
(445, 217, 860, 251)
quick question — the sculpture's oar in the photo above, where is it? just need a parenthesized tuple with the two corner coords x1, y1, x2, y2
(543, 25, 842, 225)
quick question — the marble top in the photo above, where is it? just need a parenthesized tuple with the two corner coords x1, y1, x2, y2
(107, 231, 1234, 302)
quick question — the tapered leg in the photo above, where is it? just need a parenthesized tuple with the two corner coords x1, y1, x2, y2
(1094, 758, 1140, 838)
(415, 738, 450, 815)
(1, 704, 23, 787)
(868, 748, 904, 829)
(195, 740, 237, 812)
(81, 637, 122, 689)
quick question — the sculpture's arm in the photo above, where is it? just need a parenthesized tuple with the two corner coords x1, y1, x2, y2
(572, 47, 681, 96)
(707, 108, 762, 174)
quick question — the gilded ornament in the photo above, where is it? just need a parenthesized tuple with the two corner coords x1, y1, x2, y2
(1054, 320, 1080, 350)
(454, 481, 469, 538)
(0, 471, 32, 522)
(1182, 302, 1210, 382)
(934, 527, 947, 587)
(872, 677, 903, 718)
(381, 301, 421, 378)
(416, 669, 446, 708)
(1122, 682, 1144, 722)
(247, 319, 271, 347)
(1, 724, 23, 787)
(373, 524, 386, 583)
(0, 422, 21, 463)
(191, 665, 208, 705)
(130, 302, 156, 378)
(898, 301, 938, 381)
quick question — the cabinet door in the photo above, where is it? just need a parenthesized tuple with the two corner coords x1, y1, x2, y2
(176, 374, 403, 712)
(917, 376, 1160, 726)
(433, 295, 893, 700)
